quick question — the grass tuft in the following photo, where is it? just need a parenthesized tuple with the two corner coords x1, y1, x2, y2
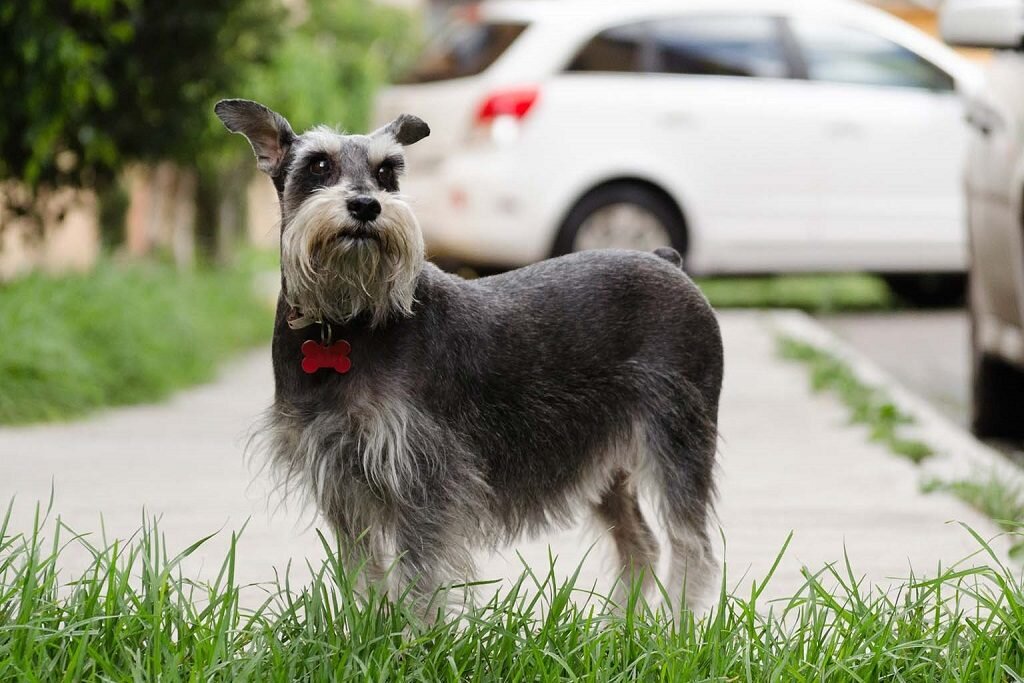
(778, 337, 932, 462)
(0, 257, 273, 424)
(924, 475, 1024, 559)
(1, 504, 1023, 680)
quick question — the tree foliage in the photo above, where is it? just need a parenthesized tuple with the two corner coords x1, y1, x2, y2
(0, 0, 417, 256)
(244, 0, 417, 134)
(0, 0, 285, 194)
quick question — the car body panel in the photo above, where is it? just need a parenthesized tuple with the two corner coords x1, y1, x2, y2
(797, 79, 966, 271)
(964, 49, 1024, 365)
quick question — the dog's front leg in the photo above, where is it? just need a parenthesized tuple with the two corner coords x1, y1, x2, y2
(343, 532, 393, 595)
(317, 500, 397, 599)
(387, 504, 477, 619)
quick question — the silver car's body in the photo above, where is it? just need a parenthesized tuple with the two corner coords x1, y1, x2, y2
(942, 0, 1024, 437)
(966, 50, 1024, 368)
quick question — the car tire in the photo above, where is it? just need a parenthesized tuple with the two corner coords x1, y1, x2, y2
(970, 288, 1024, 440)
(882, 273, 966, 308)
(552, 183, 687, 262)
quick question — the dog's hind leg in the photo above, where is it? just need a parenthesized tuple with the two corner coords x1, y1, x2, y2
(661, 501, 717, 615)
(593, 469, 660, 603)
(645, 404, 719, 615)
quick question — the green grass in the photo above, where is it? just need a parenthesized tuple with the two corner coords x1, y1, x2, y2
(778, 337, 933, 463)
(925, 475, 1024, 560)
(1, 504, 1022, 681)
(697, 274, 893, 312)
(0, 257, 273, 424)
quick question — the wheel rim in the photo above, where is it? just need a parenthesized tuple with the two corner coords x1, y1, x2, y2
(572, 203, 673, 252)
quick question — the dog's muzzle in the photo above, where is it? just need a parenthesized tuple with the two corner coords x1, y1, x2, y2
(280, 185, 425, 327)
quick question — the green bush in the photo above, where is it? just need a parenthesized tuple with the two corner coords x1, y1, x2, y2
(0, 259, 272, 424)
(697, 274, 894, 312)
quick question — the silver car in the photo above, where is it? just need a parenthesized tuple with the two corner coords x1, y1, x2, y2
(941, 0, 1024, 438)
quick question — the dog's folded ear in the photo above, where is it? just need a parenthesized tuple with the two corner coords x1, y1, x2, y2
(374, 114, 430, 146)
(214, 99, 295, 176)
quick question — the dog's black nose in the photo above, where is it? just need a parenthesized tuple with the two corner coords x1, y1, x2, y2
(347, 196, 381, 222)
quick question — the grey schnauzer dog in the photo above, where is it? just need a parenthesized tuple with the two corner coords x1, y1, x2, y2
(216, 99, 723, 612)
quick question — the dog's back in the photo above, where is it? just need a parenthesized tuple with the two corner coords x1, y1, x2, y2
(470, 248, 722, 415)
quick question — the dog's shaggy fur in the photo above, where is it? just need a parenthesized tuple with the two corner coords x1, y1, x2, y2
(217, 99, 724, 612)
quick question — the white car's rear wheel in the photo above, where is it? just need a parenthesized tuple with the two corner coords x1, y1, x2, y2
(574, 203, 673, 252)
(553, 183, 687, 262)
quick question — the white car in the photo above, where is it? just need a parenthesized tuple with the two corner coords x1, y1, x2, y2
(377, 0, 980, 303)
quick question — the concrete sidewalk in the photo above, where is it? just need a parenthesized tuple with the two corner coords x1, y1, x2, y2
(0, 312, 1005, 603)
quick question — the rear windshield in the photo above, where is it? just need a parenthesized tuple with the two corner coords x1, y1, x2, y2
(398, 21, 527, 84)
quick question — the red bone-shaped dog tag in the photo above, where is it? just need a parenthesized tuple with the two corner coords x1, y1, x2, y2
(300, 339, 352, 374)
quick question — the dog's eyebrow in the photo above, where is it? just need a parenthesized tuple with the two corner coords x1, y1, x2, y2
(290, 127, 344, 162)
(366, 135, 404, 166)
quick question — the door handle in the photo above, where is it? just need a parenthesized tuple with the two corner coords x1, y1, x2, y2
(965, 100, 1003, 137)
(826, 121, 863, 138)
(965, 112, 993, 136)
(657, 112, 695, 128)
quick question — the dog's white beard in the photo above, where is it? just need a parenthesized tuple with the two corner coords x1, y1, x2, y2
(281, 187, 425, 327)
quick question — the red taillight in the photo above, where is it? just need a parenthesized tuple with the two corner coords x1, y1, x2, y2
(474, 86, 539, 125)
(453, 3, 481, 22)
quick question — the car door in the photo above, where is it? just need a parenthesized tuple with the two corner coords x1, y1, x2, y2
(554, 14, 828, 274)
(642, 14, 827, 273)
(785, 16, 967, 272)
(966, 53, 1024, 349)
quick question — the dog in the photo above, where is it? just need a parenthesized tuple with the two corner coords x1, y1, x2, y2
(216, 99, 724, 613)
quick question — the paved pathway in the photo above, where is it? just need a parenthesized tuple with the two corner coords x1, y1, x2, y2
(0, 312, 1002, 606)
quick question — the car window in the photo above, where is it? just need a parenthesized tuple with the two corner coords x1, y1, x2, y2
(651, 16, 789, 78)
(567, 23, 651, 73)
(398, 21, 527, 84)
(790, 18, 955, 91)
(568, 15, 789, 78)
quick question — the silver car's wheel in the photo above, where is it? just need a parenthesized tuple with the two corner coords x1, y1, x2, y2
(572, 203, 673, 252)
(969, 274, 1024, 439)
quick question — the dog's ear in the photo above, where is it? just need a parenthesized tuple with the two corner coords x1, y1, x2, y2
(214, 99, 296, 176)
(374, 114, 430, 146)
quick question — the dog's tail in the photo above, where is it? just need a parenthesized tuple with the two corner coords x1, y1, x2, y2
(653, 247, 684, 269)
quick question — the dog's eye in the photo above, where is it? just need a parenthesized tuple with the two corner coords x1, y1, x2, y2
(309, 159, 331, 176)
(377, 165, 394, 186)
